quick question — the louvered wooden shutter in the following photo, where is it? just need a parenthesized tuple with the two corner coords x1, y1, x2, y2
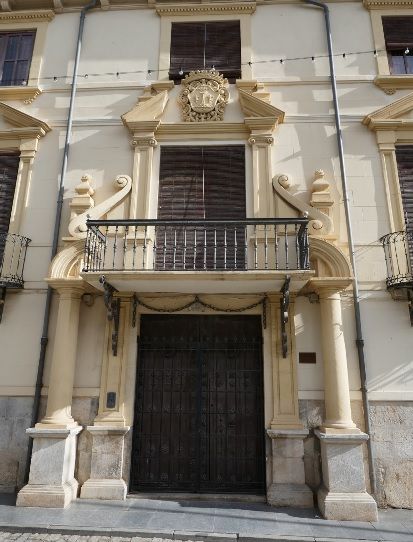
(382, 17, 413, 48)
(169, 21, 241, 82)
(157, 145, 245, 269)
(0, 31, 35, 86)
(0, 154, 19, 235)
(396, 147, 413, 231)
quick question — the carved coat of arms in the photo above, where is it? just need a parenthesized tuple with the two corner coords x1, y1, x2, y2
(179, 69, 229, 122)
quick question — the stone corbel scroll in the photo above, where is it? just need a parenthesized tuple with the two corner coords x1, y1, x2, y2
(272, 173, 333, 236)
(68, 175, 132, 239)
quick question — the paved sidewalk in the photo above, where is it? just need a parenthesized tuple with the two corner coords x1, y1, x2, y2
(0, 494, 412, 542)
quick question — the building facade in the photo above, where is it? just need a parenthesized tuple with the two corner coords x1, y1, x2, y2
(0, 0, 412, 522)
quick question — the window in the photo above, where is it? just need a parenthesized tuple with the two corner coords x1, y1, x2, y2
(382, 17, 413, 75)
(157, 145, 245, 269)
(0, 153, 19, 261)
(169, 21, 241, 83)
(0, 31, 36, 87)
(395, 147, 413, 230)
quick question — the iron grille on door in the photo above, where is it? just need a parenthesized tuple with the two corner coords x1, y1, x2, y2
(156, 145, 246, 270)
(130, 315, 265, 494)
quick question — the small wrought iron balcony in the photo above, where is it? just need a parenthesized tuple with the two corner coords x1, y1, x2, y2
(83, 218, 310, 274)
(0, 233, 31, 289)
(381, 230, 413, 291)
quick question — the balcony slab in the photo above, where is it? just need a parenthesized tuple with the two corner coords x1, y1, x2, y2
(80, 270, 314, 294)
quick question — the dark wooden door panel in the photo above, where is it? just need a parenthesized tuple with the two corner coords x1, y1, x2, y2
(130, 315, 265, 494)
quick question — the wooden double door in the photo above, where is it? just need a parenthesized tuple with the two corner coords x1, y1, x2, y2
(130, 315, 265, 494)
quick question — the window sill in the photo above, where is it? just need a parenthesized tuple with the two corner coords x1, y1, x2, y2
(374, 75, 413, 94)
(0, 86, 41, 104)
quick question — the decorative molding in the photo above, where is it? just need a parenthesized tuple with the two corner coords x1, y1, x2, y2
(0, 101, 50, 132)
(0, 9, 54, 22)
(363, 90, 413, 130)
(363, 0, 413, 9)
(179, 70, 229, 122)
(157, 122, 249, 140)
(156, 2, 256, 16)
(239, 89, 285, 122)
(374, 75, 413, 94)
(68, 175, 131, 239)
(272, 174, 333, 236)
(0, 87, 42, 103)
(122, 91, 168, 129)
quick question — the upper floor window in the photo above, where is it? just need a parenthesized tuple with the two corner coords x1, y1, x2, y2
(395, 146, 413, 230)
(0, 30, 36, 87)
(0, 153, 19, 261)
(169, 21, 241, 83)
(382, 17, 413, 75)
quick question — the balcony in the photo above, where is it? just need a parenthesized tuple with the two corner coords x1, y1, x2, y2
(381, 230, 413, 305)
(0, 233, 31, 322)
(0, 233, 31, 289)
(81, 218, 313, 294)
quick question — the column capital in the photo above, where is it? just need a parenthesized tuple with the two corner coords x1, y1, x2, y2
(305, 277, 352, 297)
(46, 278, 86, 298)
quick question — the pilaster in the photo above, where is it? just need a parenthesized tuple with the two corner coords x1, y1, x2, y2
(268, 294, 302, 429)
(95, 297, 131, 427)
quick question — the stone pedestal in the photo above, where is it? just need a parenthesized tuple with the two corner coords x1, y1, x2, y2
(315, 430, 378, 521)
(80, 426, 130, 500)
(266, 429, 313, 508)
(17, 426, 82, 508)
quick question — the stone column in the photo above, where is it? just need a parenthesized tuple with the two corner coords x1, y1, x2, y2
(266, 294, 313, 508)
(315, 281, 378, 521)
(17, 280, 84, 508)
(319, 288, 357, 432)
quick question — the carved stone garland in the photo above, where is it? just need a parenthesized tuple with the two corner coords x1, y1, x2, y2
(179, 69, 229, 122)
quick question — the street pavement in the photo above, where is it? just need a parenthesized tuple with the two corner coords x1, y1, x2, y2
(0, 494, 412, 542)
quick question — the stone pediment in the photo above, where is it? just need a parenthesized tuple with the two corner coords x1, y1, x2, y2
(121, 79, 285, 141)
(0, 102, 50, 139)
(363, 92, 413, 131)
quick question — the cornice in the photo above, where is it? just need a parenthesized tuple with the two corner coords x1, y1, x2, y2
(374, 75, 413, 94)
(0, 87, 41, 104)
(0, 127, 47, 140)
(363, 0, 413, 8)
(156, 2, 256, 16)
(0, 10, 54, 22)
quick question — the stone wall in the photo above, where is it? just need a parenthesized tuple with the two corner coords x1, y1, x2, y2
(370, 402, 413, 510)
(0, 397, 32, 492)
(0, 395, 98, 494)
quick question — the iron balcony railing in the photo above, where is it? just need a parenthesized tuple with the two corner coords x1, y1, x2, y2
(0, 233, 31, 288)
(381, 230, 413, 288)
(83, 218, 310, 273)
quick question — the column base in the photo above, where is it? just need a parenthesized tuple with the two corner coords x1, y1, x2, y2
(80, 478, 127, 500)
(267, 483, 314, 508)
(16, 480, 78, 508)
(318, 486, 378, 522)
(17, 426, 82, 508)
(315, 429, 378, 522)
(266, 429, 313, 508)
(80, 425, 130, 501)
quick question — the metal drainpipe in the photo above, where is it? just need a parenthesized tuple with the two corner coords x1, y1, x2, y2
(24, 0, 98, 484)
(303, 0, 377, 497)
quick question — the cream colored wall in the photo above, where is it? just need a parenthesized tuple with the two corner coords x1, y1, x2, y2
(0, 1, 412, 406)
